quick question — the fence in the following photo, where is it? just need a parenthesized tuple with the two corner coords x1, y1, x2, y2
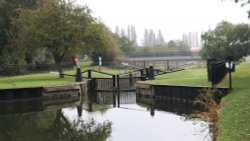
(128, 52, 200, 58)
(124, 59, 206, 70)
(0, 63, 74, 76)
(207, 59, 228, 85)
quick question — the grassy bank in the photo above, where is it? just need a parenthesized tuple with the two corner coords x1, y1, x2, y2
(142, 63, 249, 141)
(0, 68, 122, 89)
(143, 68, 228, 87)
(217, 63, 250, 141)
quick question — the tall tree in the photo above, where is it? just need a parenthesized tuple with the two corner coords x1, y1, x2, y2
(127, 25, 131, 41)
(148, 29, 156, 46)
(115, 25, 120, 35)
(201, 21, 250, 60)
(0, 0, 38, 65)
(130, 25, 137, 45)
(13, 0, 110, 77)
(156, 30, 165, 45)
(120, 29, 126, 37)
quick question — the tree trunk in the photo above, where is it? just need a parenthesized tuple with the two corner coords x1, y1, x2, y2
(55, 61, 64, 78)
(53, 54, 65, 78)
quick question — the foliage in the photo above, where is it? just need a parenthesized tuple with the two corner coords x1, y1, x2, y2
(193, 90, 223, 141)
(131, 41, 190, 57)
(0, 0, 38, 65)
(114, 34, 136, 56)
(13, 0, 103, 77)
(115, 25, 137, 45)
(201, 21, 250, 61)
(89, 25, 122, 65)
(167, 40, 190, 52)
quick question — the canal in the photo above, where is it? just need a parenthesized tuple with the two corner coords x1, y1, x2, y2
(0, 91, 211, 141)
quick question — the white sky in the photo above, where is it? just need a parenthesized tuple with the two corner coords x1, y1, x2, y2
(76, 0, 249, 44)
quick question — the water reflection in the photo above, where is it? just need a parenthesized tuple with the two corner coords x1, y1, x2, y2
(0, 91, 211, 141)
(0, 97, 112, 141)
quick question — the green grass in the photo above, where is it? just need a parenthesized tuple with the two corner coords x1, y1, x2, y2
(0, 73, 75, 89)
(217, 63, 250, 141)
(0, 67, 123, 89)
(142, 68, 221, 87)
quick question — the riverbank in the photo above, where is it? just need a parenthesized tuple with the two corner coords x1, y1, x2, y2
(143, 63, 249, 141)
(217, 63, 250, 141)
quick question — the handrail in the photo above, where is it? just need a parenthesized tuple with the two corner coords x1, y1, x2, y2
(118, 69, 142, 76)
(155, 68, 185, 76)
(90, 69, 114, 76)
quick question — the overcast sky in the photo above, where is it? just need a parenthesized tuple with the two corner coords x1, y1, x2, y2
(77, 0, 249, 44)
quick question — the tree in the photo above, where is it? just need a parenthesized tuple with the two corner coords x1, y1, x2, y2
(156, 30, 165, 45)
(167, 40, 189, 52)
(89, 24, 122, 65)
(13, 0, 107, 77)
(0, 0, 38, 65)
(126, 25, 137, 46)
(201, 21, 250, 60)
(116, 35, 135, 56)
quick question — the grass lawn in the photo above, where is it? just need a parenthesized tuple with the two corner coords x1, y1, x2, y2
(0, 73, 75, 89)
(143, 68, 228, 87)
(0, 67, 122, 89)
(217, 63, 250, 141)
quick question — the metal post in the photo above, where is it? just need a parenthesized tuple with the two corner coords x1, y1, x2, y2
(117, 92, 120, 108)
(145, 68, 149, 78)
(117, 75, 120, 91)
(229, 61, 232, 90)
(167, 60, 169, 70)
(112, 75, 116, 107)
(113, 93, 116, 107)
(112, 75, 116, 88)
(148, 65, 155, 80)
(129, 73, 133, 87)
(75, 67, 82, 82)
(117, 75, 120, 107)
(87, 70, 92, 79)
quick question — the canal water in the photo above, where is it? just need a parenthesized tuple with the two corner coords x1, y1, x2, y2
(0, 92, 211, 141)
